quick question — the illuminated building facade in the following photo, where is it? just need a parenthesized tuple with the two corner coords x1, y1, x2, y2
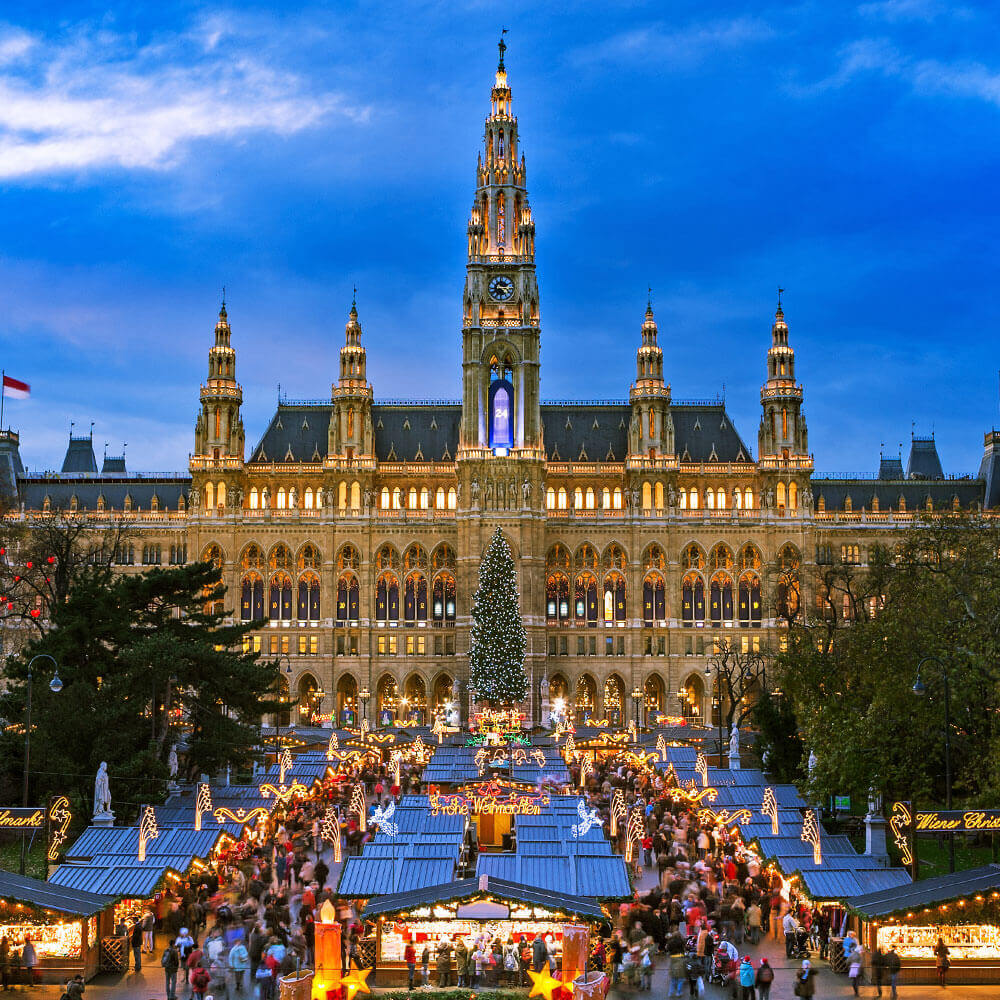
(3, 45, 999, 729)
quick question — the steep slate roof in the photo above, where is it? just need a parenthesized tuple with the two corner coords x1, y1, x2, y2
(102, 455, 127, 474)
(811, 478, 983, 512)
(907, 436, 944, 479)
(61, 436, 99, 474)
(249, 400, 753, 465)
(16, 477, 190, 512)
(878, 455, 904, 479)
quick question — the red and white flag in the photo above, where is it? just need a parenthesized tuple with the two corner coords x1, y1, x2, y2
(2, 376, 30, 399)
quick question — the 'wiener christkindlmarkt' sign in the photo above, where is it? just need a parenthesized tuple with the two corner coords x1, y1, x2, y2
(912, 809, 1000, 832)
(0, 807, 46, 830)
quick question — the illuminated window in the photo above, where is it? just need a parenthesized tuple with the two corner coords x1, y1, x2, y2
(447, 487, 457, 509)
(744, 488, 753, 509)
(547, 488, 556, 510)
(277, 487, 286, 510)
(408, 488, 417, 509)
(689, 488, 699, 510)
(436, 487, 445, 509)
(558, 487, 567, 510)
(304, 487, 314, 510)
(250, 487, 259, 510)
(655, 482, 664, 510)
(613, 487, 622, 509)
(602, 487, 611, 509)
(380, 487, 389, 509)
(574, 488, 583, 509)
(392, 487, 402, 509)
(679, 488, 687, 510)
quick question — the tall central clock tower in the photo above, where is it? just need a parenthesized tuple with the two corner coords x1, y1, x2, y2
(459, 38, 542, 457)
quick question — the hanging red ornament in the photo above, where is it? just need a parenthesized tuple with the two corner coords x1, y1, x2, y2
(47, 556, 55, 564)
(5, 602, 11, 610)
(25, 561, 32, 569)
(13, 576, 20, 582)
(29, 609, 40, 618)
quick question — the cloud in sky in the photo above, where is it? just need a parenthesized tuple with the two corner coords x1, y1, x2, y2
(0, 20, 367, 179)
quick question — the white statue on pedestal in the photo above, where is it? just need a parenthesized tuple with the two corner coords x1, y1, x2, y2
(167, 744, 179, 790)
(808, 749, 818, 778)
(93, 761, 114, 825)
(540, 675, 551, 728)
(729, 724, 741, 770)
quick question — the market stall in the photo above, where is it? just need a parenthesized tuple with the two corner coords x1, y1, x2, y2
(356, 876, 606, 986)
(847, 863, 1000, 985)
(0, 869, 114, 982)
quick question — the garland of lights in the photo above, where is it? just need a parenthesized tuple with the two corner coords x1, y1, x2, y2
(47, 795, 72, 862)
(467, 528, 528, 706)
(610, 788, 625, 837)
(696, 752, 708, 789)
(326, 732, 339, 759)
(656, 733, 667, 762)
(138, 805, 159, 862)
(351, 784, 367, 832)
(624, 807, 644, 863)
(801, 809, 822, 865)
(321, 805, 342, 862)
(762, 787, 779, 836)
(279, 748, 293, 784)
(194, 782, 213, 831)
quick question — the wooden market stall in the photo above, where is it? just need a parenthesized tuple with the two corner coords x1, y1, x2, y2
(848, 863, 1000, 985)
(0, 869, 114, 983)
(356, 876, 607, 987)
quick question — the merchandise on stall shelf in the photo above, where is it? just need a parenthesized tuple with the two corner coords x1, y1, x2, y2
(877, 924, 1000, 961)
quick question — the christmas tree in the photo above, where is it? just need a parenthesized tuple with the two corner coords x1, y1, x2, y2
(468, 527, 528, 706)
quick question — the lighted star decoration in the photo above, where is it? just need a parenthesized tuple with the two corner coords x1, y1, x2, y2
(656, 733, 667, 762)
(564, 733, 576, 763)
(762, 787, 779, 835)
(432, 716, 447, 744)
(278, 748, 293, 784)
(527, 968, 565, 1000)
(321, 805, 342, 862)
(214, 806, 270, 827)
(138, 804, 159, 863)
(696, 751, 708, 789)
(571, 797, 602, 839)
(260, 781, 309, 806)
(351, 783, 367, 832)
(47, 795, 72, 861)
(342, 967, 371, 999)
(801, 809, 822, 865)
(610, 788, 626, 837)
(698, 806, 752, 828)
(889, 801, 913, 866)
(326, 732, 339, 759)
(194, 781, 213, 831)
(578, 751, 594, 790)
(370, 798, 398, 837)
(623, 807, 644, 863)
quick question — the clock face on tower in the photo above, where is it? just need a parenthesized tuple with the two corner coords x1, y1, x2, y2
(488, 275, 515, 301)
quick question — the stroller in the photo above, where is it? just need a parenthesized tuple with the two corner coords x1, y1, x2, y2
(707, 951, 733, 988)
(789, 928, 811, 959)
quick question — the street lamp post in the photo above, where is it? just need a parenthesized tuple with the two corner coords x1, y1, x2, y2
(912, 654, 955, 873)
(359, 685, 371, 723)
(21, 653, 63, 875)
(630, 686, 642, 730)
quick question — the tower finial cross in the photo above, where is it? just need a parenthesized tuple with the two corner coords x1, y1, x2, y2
(352, 284, 357, 307)
(777, 286, 784, 309)
(647, 285, 652, 309)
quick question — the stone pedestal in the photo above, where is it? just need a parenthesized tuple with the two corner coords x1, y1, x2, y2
(730, 750, 741, 771)
(865, 813, 890, 868)
(92, 811, 115, 828)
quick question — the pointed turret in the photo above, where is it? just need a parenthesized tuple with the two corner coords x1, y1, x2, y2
(628, 298, 673, 459)
(757, 293, 812, 511)
(191, 297, 245, 507)
(329, 296, 373, 461)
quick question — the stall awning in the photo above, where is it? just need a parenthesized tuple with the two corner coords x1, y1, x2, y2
(359, 876, 607, 920)
(0, 868, 113, 916)
(847, 863, 1000, 918)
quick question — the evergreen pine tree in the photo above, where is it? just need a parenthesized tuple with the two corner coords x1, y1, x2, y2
(467, 527, 527, 706)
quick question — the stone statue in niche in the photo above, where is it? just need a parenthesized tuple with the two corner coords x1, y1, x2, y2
(470, 477, 480, 503)
(522, 477, 531, 502)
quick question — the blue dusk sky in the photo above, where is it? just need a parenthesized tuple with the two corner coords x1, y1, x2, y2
(0, 0, 998, 476)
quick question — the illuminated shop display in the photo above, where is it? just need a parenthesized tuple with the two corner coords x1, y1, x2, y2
(0, 920, 82, 959)
(877, 924, 1000, 961)
(380, 919, 566, 963)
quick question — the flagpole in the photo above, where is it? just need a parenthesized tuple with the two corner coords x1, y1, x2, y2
(1, 370, 5, 432)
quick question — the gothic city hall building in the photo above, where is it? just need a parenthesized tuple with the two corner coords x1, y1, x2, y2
(3, 49, 1000, 730)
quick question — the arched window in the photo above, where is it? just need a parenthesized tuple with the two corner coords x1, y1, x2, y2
(654, 482, 664, 510)
(788, 481, 798, 510)
(776, 544, 801, 621)
(488, 357, 514, 450)
(351, 481, 361, 510)
(304, 487, 313, 510)
(574, 487, 583, 510)
(404, 573, 428, 624)
(408, 487, 417, 510)
(716, 488, 726, 509)
(683, 543, 705, 570)
(435, 487, 445, 509)
(338, 482, 348, 510)
(347, 407, 355, 438)
(216, 479, 226, 507)
(710, 544, 734, 571)
(380, 487, 390, 509)
(777, 482, 786, 511)
(403, 544, 427, 572)
(602, 487, 611, 509)
(432, 573, 456, 624)
(642, 482, 652, 510)
(679, 488, 687, 510)
(710, 573, 734, 625)
(738, 572, 762, 627)
(613, 487, 622, 509)
(681, 571, 705, 627)
(744, 488, 753, 510)
(575, 572, 599, 626)
(250, 487, 259, 510)
(547, 487, 556, 510)
(392, 487, 402, 509)
(604, 571, 626, 623)
(604, 675, 625, 724)
(643, 573, 666, 624)
(376, 573, 400, 622)
(269, 572, 293, 621)
(679, 674, 704, 721)
(558, 487, 567, 510)
(585, 487, 595, 510)
(546, 573, 570, 623)
(707, 489, 715, 510)
(276, 487, 286, 510)
(241, 573, 265, 622)
(447, 487, 457, 509)
(205, 482, 214, 510)
(739, 544, 762, 571)
(297, 572, 321, 621)
(689, 488, 699, 510)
